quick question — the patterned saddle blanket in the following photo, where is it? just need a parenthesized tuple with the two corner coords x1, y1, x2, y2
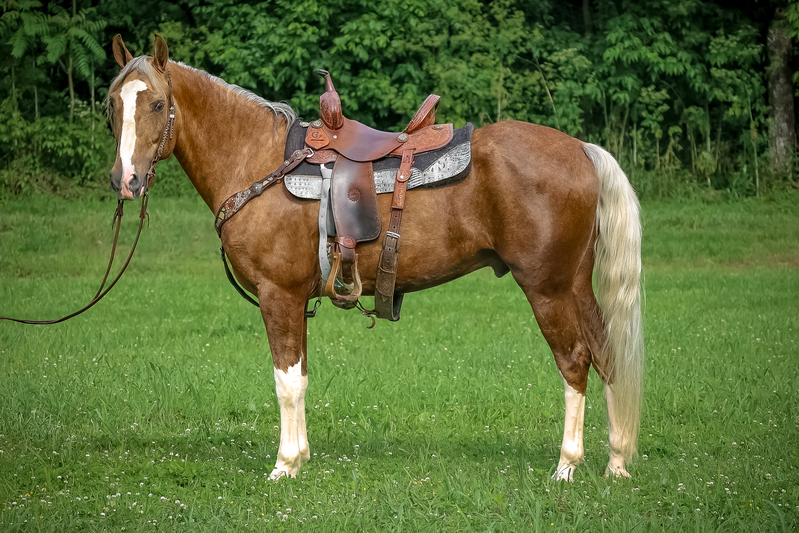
(283, 121, 474, 200)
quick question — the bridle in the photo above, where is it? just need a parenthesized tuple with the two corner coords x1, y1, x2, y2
(0, 69, 176, 325)
(147, 70, 176, 188)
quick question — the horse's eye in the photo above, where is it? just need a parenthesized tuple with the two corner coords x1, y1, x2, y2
(152, 101, 165, 113)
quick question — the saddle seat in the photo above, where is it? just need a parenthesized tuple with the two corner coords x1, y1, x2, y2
(304, 70, 452, 318)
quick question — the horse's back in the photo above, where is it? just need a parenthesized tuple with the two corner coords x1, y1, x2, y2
(471, 120, 599, 203)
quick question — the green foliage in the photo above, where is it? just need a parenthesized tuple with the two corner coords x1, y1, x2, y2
(0, 93, 114, 193)
(0, 0, 796, 199)
(36, 3, 107, 77)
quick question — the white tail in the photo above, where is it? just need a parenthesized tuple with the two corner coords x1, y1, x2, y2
(583, 143, 644, 461)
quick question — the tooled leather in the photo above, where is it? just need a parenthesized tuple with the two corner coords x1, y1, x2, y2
(306, 149, 337, 164)
(335, 236, 356, 249)
(320, 73, 344, 130)
(304, 120, 453, 163)
(309, 118, 402, 162)
(404, 95, 440, 133)
(390, 124, 453, 155)
(391, 150, 414, 209)
(330, 157, 381, 244)
(306, 127, 330, 150)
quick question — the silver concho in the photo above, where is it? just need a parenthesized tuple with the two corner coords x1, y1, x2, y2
(233, 189, 251, 209)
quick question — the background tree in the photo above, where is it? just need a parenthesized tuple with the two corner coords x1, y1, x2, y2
(767, 1, 795, 178)
(1, 0, 798, 197)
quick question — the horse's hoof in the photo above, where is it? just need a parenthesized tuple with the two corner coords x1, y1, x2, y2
(552, 464, 575, 482)
(269, 468, 295, 481)
(605, 465, 631, 479)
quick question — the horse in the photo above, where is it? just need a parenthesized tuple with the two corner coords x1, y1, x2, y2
(106, 35, 643, 482)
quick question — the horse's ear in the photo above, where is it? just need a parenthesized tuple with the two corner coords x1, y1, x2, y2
(153, 35, 169, 73)
(112, 34, 133, 68)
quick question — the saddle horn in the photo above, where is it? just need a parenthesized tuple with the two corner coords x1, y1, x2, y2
(317, 69, 343, 130)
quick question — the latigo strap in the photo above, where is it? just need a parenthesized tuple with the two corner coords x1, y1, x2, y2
(373, 148, 415, 321)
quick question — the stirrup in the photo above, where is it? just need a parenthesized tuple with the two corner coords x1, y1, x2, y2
(324, 252, 363, 304)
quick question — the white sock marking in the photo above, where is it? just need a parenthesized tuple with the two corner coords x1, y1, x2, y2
(604, 384, 631, 477)
(271, 358, 309, 479)
(554, 377, 585, 481)
(119, 79, 147, 191)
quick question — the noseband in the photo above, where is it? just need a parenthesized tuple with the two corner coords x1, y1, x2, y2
(0, 69, 176, 325)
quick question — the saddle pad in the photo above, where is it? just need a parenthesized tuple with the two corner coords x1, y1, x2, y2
(284, 122, 474, 200)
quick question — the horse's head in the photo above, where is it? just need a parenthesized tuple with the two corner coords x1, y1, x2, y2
(107, 35, 175, 200)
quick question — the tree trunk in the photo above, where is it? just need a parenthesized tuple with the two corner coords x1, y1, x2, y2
(70, 0, 76, 124)
(749, 96, 760, 197)
(496, 68, 503, 123)
(618, 104, 629, 157)
(90, 59, 95, 145)
(583, 0, 592, 35)
(767, 9, 795, 177)
(33, 59, 39, 120)
(715, 107, 723, 163)
(67, 55, 74, 125)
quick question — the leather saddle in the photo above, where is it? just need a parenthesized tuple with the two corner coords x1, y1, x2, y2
(299, 70, 459, 320)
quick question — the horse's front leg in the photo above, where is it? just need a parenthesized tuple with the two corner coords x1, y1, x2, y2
(260, 285, 310, 480)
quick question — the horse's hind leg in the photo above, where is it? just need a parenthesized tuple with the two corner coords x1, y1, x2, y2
(572, 259, 633, 478)
(520, 283, 593, 481)
(260, 285, 311, 480)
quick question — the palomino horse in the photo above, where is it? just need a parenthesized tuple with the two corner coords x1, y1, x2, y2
(107, 36, 643, 481)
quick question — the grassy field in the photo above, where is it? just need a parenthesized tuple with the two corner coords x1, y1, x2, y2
(0, 192, 798, 531)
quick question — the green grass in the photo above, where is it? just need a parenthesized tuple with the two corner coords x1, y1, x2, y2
(1, 192, 798, 531)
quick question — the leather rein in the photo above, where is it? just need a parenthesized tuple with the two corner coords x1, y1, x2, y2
(0, 71, 176, 325)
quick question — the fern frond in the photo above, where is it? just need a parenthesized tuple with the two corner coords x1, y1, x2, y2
(42, 33, 66, 63)
(73, 44, 91, 79)
(9, 27, 33, 58)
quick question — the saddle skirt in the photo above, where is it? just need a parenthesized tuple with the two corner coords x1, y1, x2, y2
(283, 122, 474, 200)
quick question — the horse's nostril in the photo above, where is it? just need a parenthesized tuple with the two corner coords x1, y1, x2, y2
(128, 174, 140, 191)
(110, 174, 119, 192)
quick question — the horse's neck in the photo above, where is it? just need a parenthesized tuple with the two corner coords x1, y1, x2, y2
(170, 64, 289, 212)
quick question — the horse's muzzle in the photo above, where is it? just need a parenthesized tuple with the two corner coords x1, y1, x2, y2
(114, 172, 144, 200)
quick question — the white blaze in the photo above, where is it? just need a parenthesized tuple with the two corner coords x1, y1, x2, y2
(119, 79, 148, 189)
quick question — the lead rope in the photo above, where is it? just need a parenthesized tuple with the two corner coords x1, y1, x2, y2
(0, 69, 176, 325)
(0, 192, 149, 325)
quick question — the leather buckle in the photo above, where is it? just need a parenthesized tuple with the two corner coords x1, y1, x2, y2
(384, 230, 400, 254)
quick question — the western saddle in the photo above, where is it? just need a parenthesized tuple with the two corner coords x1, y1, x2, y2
(304, 70, 454, 321)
